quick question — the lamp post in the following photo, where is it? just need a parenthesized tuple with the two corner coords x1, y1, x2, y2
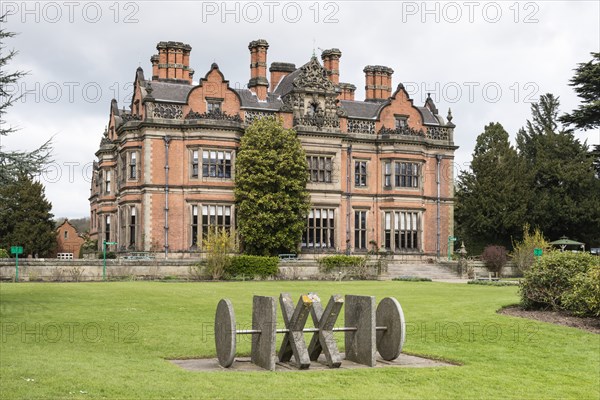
(102, 239, 117, 281)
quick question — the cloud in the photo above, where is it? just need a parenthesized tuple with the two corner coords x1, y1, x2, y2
(2, 0, 598, 217)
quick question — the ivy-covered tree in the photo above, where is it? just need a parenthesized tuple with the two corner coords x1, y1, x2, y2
(517, 94, 600, 247)
(0, 174, 56, 257)
(234, 117, 310, 256)
(0, 15, 52, 185)
(559, 52, 600, 130)
(455, 122, 530, 252)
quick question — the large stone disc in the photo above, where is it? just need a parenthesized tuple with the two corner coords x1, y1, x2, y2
(214, 299, 236, 368)
(376, 297, 405, 361)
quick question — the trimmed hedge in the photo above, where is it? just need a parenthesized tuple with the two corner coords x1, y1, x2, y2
(392, 276, 432, 282)
(97, 251, 117, 259)
(520, 251, 600, 316)
(319, 255, 364, 273)
(225, 255, 279, 278)
(468, 280, 519, 287)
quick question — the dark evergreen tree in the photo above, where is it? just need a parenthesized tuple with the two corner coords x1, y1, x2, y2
(455, 122, 530, 253)
(591, 144, 600, 178)
(517, 94, 600, 246)
(559, 52, 600, 130)
(0, 175, 56, 257)
(0, 16, 52, 185)
(234, 117, 310, 255)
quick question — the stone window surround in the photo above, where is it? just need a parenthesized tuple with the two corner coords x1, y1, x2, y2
(354, 209, 368, 251)
(302, 207, 336, 250)
(190, 203, 234, 249)
(382, 159, 422, 190)
(394, 114, 409, 129)
(354, 159, 368, 188)
(188, 147, 234, 180)
(307, 155, 334, 183)
(382, 210, 422, 252)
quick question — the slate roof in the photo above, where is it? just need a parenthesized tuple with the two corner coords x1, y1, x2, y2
(272, 69, 302, 97)
(339, 100, 384, 120)
(141, 75, 445, 126)
(235, 89, 282, 110)
(147, 81, 193, 103)
(416, 106, 442, 125)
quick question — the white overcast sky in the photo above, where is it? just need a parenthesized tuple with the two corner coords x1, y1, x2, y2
(1, 0, 599, 218)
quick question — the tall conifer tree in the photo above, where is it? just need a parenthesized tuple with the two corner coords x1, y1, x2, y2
(456, 123, 529, 252)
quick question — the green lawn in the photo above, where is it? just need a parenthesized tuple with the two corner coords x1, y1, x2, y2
(0, 281, 598, 399)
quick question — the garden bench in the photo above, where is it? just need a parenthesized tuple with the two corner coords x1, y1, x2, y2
(476, 276, 500, 281)
(123, 252, 155, 260)
(278, 254, 298, 262)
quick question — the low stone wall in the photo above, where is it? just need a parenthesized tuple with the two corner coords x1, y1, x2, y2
(438, 260, 521, 278)
(0, 258, 520, 282)
(0, 259, 205, 282)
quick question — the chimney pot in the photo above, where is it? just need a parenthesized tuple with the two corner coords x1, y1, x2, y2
(364, 65, 394, 101)
(154, 41, 193, 84)
(248, 39, 269, 100)
(269, 62, 296, 91)
(321, 48, 342, 85)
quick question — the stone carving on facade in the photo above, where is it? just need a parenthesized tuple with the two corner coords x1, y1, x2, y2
(292, 56, 336, 92)
(378, 126, 425, 138)
(185, 110, 242, 122)
(426, 126, 451, 141)
(100, 133, 114, 147)
(244, 110, 276, 125)
(280, 92, 304, 113)
(152, 103, 183, 119)
(121, 113, 142, 123)
(282, 56, 341, 130)
(347, 119, 376, 135)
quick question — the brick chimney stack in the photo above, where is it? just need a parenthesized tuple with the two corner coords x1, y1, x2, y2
(248, 39, 269, 101)
(150, 55, 159, 80)
(364, 65, 394, 101)
(339, 83, 356, 101)
(269, 62, 296, 92)
(153, 41, 193, 84)
(321, 48, 342, 85)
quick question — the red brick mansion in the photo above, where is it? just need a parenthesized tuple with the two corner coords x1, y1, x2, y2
(89, 40, 457, 259)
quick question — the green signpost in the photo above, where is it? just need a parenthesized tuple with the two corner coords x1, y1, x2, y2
(10, 246, 23, 282)
(534, 248, 543, 257)
(102, 240, 117, 281)
(448, 236, 457, 260)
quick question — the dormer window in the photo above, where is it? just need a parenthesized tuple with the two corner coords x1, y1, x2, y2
(395, 115, 408, 129)
(207, 98, 223, 113)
